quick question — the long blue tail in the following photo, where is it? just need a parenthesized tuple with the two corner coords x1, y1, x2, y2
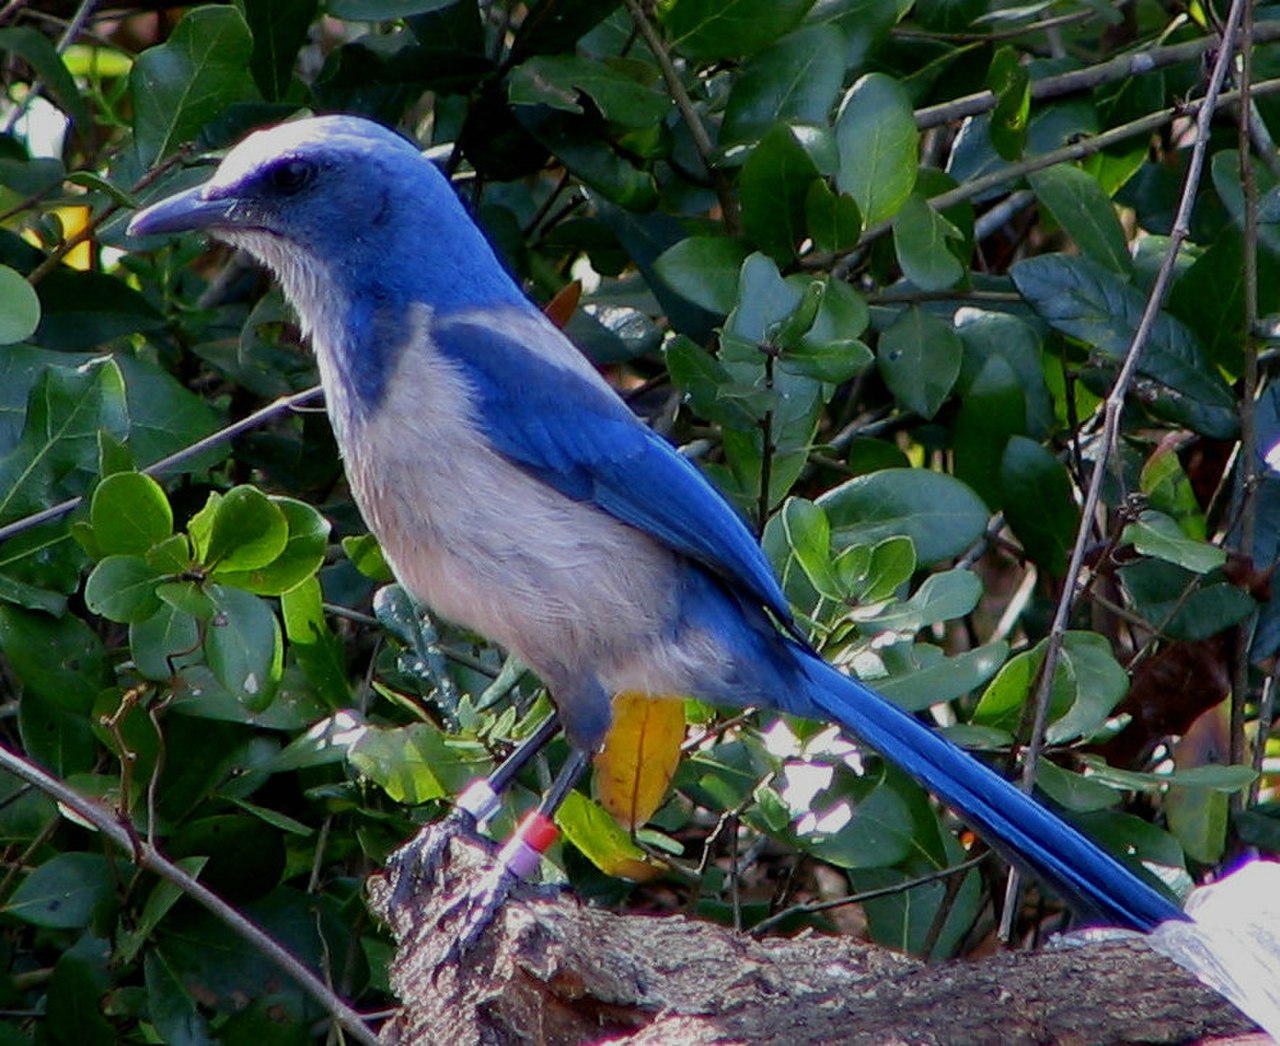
(790, 646, 1187, 931)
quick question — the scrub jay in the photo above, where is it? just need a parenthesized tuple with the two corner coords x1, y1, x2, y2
(128, 115, 1186, 942)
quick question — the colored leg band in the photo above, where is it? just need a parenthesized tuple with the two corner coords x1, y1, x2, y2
(457, 779, 500, 824)
(498, 812, 559, 880)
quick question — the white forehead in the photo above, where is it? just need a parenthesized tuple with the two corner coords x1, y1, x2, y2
(207, 116, 420, 192)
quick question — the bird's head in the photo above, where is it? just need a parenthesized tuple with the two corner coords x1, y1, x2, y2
(127, 114, 526, 317)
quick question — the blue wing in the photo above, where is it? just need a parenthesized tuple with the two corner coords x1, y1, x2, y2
(433, 314, 793, 625)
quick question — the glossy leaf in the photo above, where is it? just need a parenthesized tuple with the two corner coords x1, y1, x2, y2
(893, 193, 964, 291)
(740, 125, 820, 263)
(986, 46, 1029, 161)
(1000, 436, 1079, 575)
(1029, 164, 1131, 275)
(204, 585, 283, 711)
(721, 24, 848, 145)
(876, 307, 962, 419)
(130, 6, 257, 166)
(90, 472, 173, 557)
(1011, 254, 1238, 438)
(0, 265, 38, 344)
(6, 853, 118, 928)
(661, 0, 813, 60)
(835, 73, 918, 224)
(653, 237, 749, 314)
(819, 469, 989, 566)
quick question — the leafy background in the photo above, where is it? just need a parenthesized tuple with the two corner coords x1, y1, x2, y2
(0, 0, 1277, 1039)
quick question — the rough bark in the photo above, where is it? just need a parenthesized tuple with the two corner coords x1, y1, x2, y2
(367, 832, 1261, 1045)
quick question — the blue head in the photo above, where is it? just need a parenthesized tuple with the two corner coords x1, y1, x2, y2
(128, 115, 531, 407)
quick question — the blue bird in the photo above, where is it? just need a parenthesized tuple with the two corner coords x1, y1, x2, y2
(128, 115, 1186, 941)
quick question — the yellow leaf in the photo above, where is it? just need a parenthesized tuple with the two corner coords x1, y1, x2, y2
(593, 692, 684, 829)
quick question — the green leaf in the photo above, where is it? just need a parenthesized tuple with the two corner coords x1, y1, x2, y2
(740, 125, 820, 263)
(1048, 632, 1129, 744)
(861, 569, 982, 632)
(1123, 511, 1226, 574)
(214, 497, 330, 595)
(90, 472, 173, 556)
(509, 55, 669, 127)
(661, 0, 814, 60)
(721, 24, 847, 145)
(805, 179, 861, 253)
(794, 773, 916, 870)
(819, 469, 989, 566)
(348, 722, 478, 804)
(0, 358, 129, 525)
(0, 604, 108, 711)
(234, 0, 317, 101)
(1000, 436, 1080, 575)
(784, 278, 872, 383)
(6, 853, 117, 928)
(893, 193, 963, 291)
(280, 577, 350, 709)
(1011, 254, 1238, 438)
(876, 307, 962, 419)
(130, 6, 257, 167)
(197, 487, 290, 574)
(130, 603, 200, 680)
(876, 641, 1009, 712)
(835, 73, 918, 224)
(342, 533, 393, 582)
(952, 354, 1025, 508)
(204, 585, 282, 711)
(653, 237, 749, 314)
(955, 309, 1053, 438)
(986, 46, 1029, 161)
(34, 269, 165, 351)
(779, 498, 838, 600)
(1028, 165, 1131, 276)
(0, 265, 39, 344)
(84, 555, 164, 624)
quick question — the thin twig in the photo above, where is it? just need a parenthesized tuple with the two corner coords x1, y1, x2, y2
(998, 0, 1252, 940)
(0, 386, 323, 546)
(915, 22, 1280, 130)
(0, 740, 381, 1045)
(861, 78, 1280, 251)
(750, 853, 988, 937)
(620, 0, 739, 232)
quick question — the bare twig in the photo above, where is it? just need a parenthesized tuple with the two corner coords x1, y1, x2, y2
(0, 740, 381, 1045)
(620, 0, 740, 231)
(998, 0, 1253, 940)
(0, 386, 323, 546)
(915, 22, 1280, 130)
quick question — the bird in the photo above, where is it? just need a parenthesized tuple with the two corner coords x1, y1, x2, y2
(127, 114, 1187, 943)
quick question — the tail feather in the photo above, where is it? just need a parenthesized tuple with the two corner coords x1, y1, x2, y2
(794, 648, 1186, 932)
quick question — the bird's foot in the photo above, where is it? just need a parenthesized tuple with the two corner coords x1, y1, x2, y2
(386, 780, 505, 910)
(435, 810, 561, 962)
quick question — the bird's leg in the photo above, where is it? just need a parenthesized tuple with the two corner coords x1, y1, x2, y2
(439, 747, 591, 959)
(387, 711, 560, 907)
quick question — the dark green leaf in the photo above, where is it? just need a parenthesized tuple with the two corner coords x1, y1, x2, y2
(84, 555, 164, 624)
(721, 24, 848, 145)
(509, 55, 669, 127)
(0, 265, 38, 344)
(818, 469, 989, 566)
(234, 0, 317, 101)
(1011, 253, 1238, 438)
(0, 28, 90, 130)
(876, 307, 961, 419)
(6, 853, 117, 928)
(653, 237, 749, 314)
(214, 497, 330, 595)
(952, 355, 1025, 508)
(805, 179, 861, 253)
(34, 268, 164, 350)
(1000, 436, 1079, 575)
(835, 73, 917, 224)
(740, 125, 819, 263)
(204, 585, 283, 711)
(661, 0, 814, 60)
(1028, 164, 1131, 275)
(197, 487, 290, 574)
(130, 6, 257, 166)
(893, 193, 963, 291)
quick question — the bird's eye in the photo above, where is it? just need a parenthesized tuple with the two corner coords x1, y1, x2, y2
(266, 159, 316, 195)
